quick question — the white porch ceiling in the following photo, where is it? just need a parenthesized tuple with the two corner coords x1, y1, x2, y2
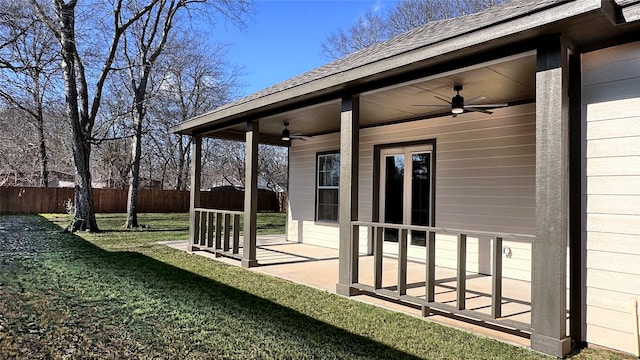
(206, 53, 536, 144)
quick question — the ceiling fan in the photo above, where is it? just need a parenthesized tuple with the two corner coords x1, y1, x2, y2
(413, 85, 508, 117)
(281, 122, 312, 141)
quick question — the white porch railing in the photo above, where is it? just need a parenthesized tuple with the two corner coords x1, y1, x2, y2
(192, 208, 243, 259)
(350, 221, 535, 332)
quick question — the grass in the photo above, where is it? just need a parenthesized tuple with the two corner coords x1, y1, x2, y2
(0, 213, 634, 359)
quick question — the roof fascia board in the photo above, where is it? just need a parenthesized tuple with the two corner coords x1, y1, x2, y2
(172, 0, 603, 135)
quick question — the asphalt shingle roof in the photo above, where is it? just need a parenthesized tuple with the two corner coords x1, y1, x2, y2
(184, 0, 640, 126)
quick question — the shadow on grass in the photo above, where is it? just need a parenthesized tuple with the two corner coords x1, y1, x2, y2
(26, 215, 421, 359)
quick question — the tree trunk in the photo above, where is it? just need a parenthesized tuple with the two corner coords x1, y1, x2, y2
(175, 135, 191, 190)
(68, 132, 98, 232)
(124, 107, 143, 228)
(176, 148, 185, 190)
(36, 106, 49, 187)
(54, 2, 98, 233)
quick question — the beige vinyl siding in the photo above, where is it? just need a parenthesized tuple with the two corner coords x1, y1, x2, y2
(288, 103, 536, 280)
(287, 134, 341, 249)
(361, 103, 535, 280)
(582, 41, 640, 355)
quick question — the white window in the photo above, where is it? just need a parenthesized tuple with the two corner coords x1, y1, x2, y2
(316, 152, 340, 222)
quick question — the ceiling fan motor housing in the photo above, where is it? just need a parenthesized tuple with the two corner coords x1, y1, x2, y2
(451, 85, 464, 113)
(281, 122, 290, 141)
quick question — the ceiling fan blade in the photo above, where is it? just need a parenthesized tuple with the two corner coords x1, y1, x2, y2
(291, 134, 312, 140)
(464, 107, 493, 114)
(412, 104, 448, 107)
(464, 103, 508, 108)
(464, 96, 486, 105)
(433, 95, 452, 104)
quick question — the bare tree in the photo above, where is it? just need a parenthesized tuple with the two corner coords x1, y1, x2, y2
(116, 0, 251, 228)
(26, 0, 251, 230)
(120, 0, 195, 228)
(95, 137, 131, 189)
(0, 102, 71, 187)
(203, 139, 245, 188)
(321, 9, 386, 61)
(0, 1, 31, 57)
(258, 144, 287, 192)
(322, 0, 505, 60)
(29, 0, 161, 232)
(387, 0, 455, 34)
(201, 140, 287, 193)
(0, 108, 37, 186)
(0, 4, 60, 186)
(147, 35, 241, 191)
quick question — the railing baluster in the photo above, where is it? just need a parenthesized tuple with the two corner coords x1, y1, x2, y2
(215, 212, 222, 250)
(206, 212, 214, 248)
(492, 236, 503, 318)
(199, 211, 207, 246)
(223, 213, 231, 252)
(367, 225, 374, 256)
(457, 233, 467, 310)
(190, 209, 246, 257)
(426, 230, 436, 303)
(398, 228, 408, 296)
(232, 214, 240, 254)
(193, 210, 201, 247)
(374, 226, 383, 289)
(352, 224, 360, 284)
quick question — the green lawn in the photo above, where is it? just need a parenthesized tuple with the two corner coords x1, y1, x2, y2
(0, 213, 633, 359)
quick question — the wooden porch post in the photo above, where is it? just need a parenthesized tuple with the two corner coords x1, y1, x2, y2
(188, 135, 202, 253)
(336, 95, 360, 296)
(568, 49, 585, 347)
(242, 120, 259, 268)
(531, 36, 572, 357)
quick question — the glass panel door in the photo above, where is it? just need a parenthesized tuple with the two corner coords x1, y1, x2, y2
(380, 145, 433, 251)
(410, 152, 431, 246)
(383, 153, 404, 242)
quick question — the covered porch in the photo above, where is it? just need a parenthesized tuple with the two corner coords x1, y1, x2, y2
(175, 41, 573, 356)
(165, 0, 640, 355)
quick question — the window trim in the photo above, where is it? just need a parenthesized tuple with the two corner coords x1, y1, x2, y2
(315, 150, 340, 223)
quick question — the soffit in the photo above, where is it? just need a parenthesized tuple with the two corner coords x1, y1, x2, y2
(206, 53, 535, 145)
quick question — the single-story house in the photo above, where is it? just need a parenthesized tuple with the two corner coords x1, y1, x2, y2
(171, 0, 640, 357)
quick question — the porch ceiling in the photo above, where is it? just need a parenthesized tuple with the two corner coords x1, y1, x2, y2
(202, 53, 536, 145)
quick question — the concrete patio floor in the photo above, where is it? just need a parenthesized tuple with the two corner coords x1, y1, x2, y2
(161, 235, 532, 348)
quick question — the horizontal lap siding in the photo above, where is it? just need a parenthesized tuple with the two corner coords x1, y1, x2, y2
(360, 104, 535, 280)
(287, 103, 536, 280)
(583, 41, 640, 355)
(287, 135, 340, 248)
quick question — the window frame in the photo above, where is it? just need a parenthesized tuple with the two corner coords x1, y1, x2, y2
(315, 150, 340, 223)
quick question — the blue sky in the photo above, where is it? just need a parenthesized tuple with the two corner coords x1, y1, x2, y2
(211, 0, 399, 96)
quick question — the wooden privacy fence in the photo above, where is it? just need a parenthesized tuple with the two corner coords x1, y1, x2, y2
(0, 186, 286, 214)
